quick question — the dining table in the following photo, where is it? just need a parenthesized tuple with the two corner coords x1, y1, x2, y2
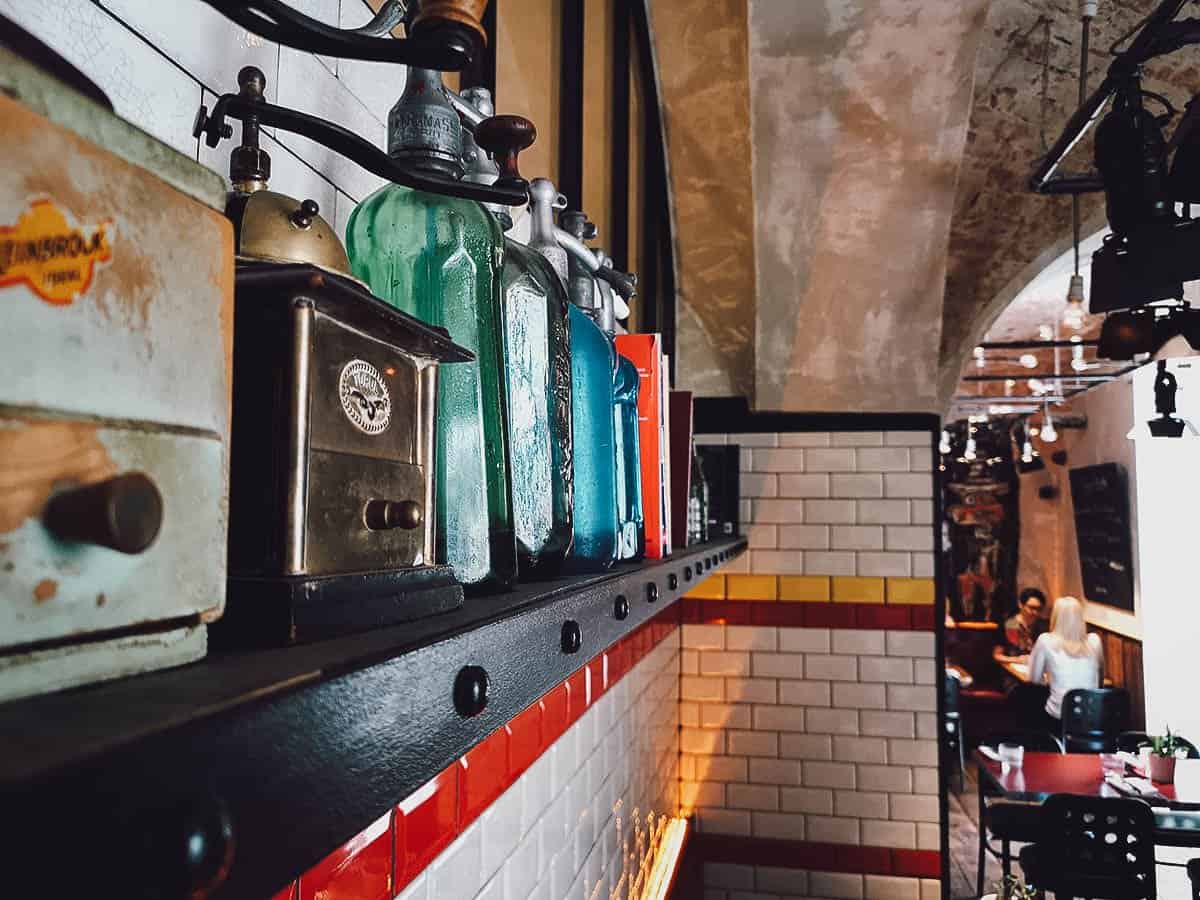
(974, 749, 1200, 848)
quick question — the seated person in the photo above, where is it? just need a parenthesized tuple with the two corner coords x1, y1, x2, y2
(1028, 595, 1104, 726)
(993, 587, 1046, 663)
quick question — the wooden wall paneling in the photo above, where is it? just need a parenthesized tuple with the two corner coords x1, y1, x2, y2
(582, 0, 614, 254)
(496, 0, 561, 185)
(459, 0, 497, 95)
(1124, 640, 1146, 730)
(609, 0, 631, 275)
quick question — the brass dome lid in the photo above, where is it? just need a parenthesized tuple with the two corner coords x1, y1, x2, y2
(230, 189, 351, 277)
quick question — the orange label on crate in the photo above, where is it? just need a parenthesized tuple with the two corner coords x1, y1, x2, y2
(0, 199, 112, 306)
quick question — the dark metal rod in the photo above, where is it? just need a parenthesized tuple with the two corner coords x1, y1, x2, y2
(558, 0, 585, 209)
(979, 339, 1098, 349)
(964, 369, 1136, 382)
(610, 0, 631, 271)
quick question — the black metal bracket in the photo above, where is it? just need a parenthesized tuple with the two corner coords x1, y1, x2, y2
(1030, 0, 1200, 194)
(199, 0, 476, 69)
(193, 93, 528, 206)
(0, 538, 746, 899)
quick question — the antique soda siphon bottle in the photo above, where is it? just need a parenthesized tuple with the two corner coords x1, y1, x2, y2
(559, 210, 621, 571)
(460, 89, 573, 576)
(688, 441, 710, 545)
(346, 68, 516, 592)
(594, 252, 645, 561)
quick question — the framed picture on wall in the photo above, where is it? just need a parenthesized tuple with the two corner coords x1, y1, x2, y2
(1069, 462, 1135, 612)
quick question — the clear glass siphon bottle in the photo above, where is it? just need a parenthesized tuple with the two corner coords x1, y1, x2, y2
(688, 441, 710, 546)
(346, 69, 516, 591)
(460, 90, 574, 577)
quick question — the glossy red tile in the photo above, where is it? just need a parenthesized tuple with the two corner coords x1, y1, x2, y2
(682, 599, 702, 623)
(298, 811, 392, 900)
(891, 848, 942, 878)
(834, 843, 891, 874)
(566, 668, 589, 722)
(458, 726, 509, 824)
(749, 602, 804, 628)
(856, 605, 911, 631)
(507, 701, 543, 777)
(587, 656, 607, 702)
(910, 605, 936, 631)
(802, 603, 858, 628)
(395, 765, 458, 889)
(541, 682, 570, 743)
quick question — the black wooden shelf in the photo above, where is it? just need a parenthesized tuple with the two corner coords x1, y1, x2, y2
(0, 537, 745, 899)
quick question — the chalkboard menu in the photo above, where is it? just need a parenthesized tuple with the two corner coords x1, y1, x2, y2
(1069, 462, 1135, 612)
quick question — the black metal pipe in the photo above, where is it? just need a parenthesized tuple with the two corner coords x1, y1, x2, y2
(979, 340, 1098, 349)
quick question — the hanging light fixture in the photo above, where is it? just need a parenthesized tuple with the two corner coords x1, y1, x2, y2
(973, 346, 986, 369)
(963, 436, 978, 461)
(1019, 353, 1039, 369)
(938, 430, 952, 455)
(1040, 402, 1059, 443)
(1021, 436, 1036, 464)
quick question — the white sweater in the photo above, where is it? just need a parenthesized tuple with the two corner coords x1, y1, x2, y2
(1028, 632, 1104, 718)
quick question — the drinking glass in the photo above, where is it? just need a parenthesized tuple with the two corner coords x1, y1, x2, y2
(998, 742, 1025, 771)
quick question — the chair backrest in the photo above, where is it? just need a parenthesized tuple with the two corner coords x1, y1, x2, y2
(1188, 857, 1200, 900)
(1009, 682, 1052, 731)
(982, 729, 1063, 754)
(1035, 794, 1157, 899)
(1116, 730, 1200, 759)
(1062, 688, 1131, 753)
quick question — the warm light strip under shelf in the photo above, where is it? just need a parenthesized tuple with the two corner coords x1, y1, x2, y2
(641, 816, 689, 900)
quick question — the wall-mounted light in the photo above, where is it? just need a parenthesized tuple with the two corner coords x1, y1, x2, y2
(974, 346, 986, 369)
(1019, 353, 1038, 369)
(1129, 358, 1197, 438)
(939, 430, 951, 455)
(963, 436, 978, 461)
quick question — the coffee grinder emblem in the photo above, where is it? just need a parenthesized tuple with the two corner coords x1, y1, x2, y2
(338, 359, 392, 434)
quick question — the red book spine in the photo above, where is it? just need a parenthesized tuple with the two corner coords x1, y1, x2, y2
(615, 334, 665, 559)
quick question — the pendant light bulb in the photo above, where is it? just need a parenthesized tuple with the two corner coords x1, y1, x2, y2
(973, 346, 985, 369)
(1021, 438, 1035, 464)
(1019, 353, 1038, 369)
(939, 430, 951, 455)
(964, 436, 978, 461)
(1040, 406, 1059, 443)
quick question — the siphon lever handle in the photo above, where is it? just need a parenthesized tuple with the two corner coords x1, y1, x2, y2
(473, 115, 536, 192)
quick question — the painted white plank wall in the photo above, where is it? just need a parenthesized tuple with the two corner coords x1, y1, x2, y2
(0, 0, 400, 243)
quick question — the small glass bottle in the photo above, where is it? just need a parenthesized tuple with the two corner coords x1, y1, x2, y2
(346, 69, 516, 592)
(688, 442, 710, 546)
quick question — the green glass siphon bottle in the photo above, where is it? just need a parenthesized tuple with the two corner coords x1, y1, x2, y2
(346, 69, 516, 592)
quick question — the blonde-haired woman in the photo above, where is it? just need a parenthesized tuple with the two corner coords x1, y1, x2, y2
(1028, 596, 1104, 727)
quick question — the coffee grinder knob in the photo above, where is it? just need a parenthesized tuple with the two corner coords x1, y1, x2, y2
(43, 473, 164, 555)
(364, 499, 424, 531)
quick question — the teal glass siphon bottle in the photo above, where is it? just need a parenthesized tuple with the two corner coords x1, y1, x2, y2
(346, 69, 516, 591)
(594, 269, 645, 561)
(566, 302, 619, 569)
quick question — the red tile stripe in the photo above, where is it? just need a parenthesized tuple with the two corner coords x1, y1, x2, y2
(689, 833, 941, 879)
(682, 598, 935, 631)
(281, 606, 682, 899)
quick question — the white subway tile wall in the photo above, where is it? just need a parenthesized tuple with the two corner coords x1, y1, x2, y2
(2, 0, 394, 244)
(693, 431, 935, 577)
(402, 630, 681, 900)
(682, 624, 939, 844)
(689, 427, 941, 893)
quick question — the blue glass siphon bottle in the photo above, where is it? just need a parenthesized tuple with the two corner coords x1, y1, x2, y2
(345, 69, 516, 592)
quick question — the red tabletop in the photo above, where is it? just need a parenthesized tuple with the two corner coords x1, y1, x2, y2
(974, 750, 1200, 808)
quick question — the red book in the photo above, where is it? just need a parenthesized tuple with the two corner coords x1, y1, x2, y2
(669, 391, 694, 550)
(615, 334, 667, 559)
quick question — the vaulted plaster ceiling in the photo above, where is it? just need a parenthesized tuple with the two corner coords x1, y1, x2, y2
(661, 0, 1200, 416)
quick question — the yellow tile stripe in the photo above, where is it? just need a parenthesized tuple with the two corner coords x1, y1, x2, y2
(683, 574, 935, 606)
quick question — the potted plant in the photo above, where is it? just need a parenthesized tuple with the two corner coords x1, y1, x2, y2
(982, 874, 1038, 900)
(1143, 727, 1184, 783)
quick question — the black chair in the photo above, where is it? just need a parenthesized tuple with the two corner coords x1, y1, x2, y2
(944, 672, 966, 793)
(1009, 682, 1051, 731)
(1116, 730, 1200, 759)
(1189, 858, 1200, 900)
(1062, 688, 1131, 753)
(1019, 794, 1157, 899)
(975, 730, 1063, 897)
